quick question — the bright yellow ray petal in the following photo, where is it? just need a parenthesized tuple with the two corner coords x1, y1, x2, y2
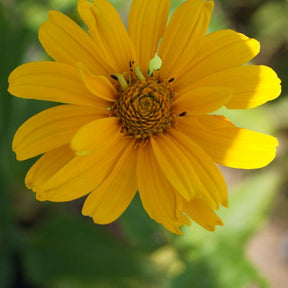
(39, 11, 109, 76)
(187, 65, 281, 109)
(178, 115, 278, 169)
(71, 117, 121, 156)
(78, 0, 135, 74)
(150, 134, 203, 201)
(137, 143, 190, 235)
(82, 141, 137, 224)
(8, 62, 109, 107)
(159, 0, 213, 79)
(36, 137, 131, 202)
(13, 105, 106, 161)
(128, 0, 170, 73)
(176, 30, 260, 88)
(183, 198, 223, 232)
(172, 87, 231, 114)
(78, 64, 117, 102)
(169, 129, 228, 208)
(25, 145, 75, 194)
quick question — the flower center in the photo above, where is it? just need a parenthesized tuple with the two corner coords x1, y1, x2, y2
(112, 67, 174, 139)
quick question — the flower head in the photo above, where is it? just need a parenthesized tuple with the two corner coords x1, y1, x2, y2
(8, 0, 281, 234)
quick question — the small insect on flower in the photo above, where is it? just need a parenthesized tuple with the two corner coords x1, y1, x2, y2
(8, 0, 281, 234)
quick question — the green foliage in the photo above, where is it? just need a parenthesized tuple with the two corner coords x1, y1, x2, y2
(22, 214, 142, 286)
(121, 194, 169, 252)
(174, 169, 280, 288)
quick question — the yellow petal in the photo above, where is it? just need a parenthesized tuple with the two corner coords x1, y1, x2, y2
(8, 61, 108, 107)
(128, 0, 170, 73)
(77, 64, 117, 102)
(183, 198, 223, 232)
(39, 11, 109, 76)
(150, 134, 202, 201)
(172, 87, 231, 114)
(36, 137, 131, 202)
(178, 115, 278, 169)
(159, 0, 213, 79)
(13, 105, 105, 161)
(176, 30, 260, 88)
(188, 65, 281, 109)
(25, 145, 75, 195)
(78, 0, 135, 74)
(82, 140, 137, 224)
(137, 143, 190, 235)
(71, 117, 121, 156)
(169, 129, 228, 208)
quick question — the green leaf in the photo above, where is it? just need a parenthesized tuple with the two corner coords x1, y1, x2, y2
(22, 213, 142, 286)
(120, 194, 169, 252)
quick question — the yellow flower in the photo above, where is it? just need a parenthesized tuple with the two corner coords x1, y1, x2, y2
(8, 0, 281, 235)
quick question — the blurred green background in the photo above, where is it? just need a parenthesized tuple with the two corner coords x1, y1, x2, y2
(0, 0, 287, 287)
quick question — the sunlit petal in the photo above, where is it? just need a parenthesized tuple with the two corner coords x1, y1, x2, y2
(178, 115, 278, 169)
(185, 65, 281, 109)
(176, 30, 260, 88)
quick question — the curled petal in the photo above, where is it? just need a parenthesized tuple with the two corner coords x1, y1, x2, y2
(78, 0, 135, 73)
(78, 63, 117, 102)
(39, 11, 109, 75)
(8, 62, 108, 107)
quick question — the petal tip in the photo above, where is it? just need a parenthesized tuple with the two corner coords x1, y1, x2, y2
(13, 146, 28, 161)
(81, 209, 90, 217)
(204, 0, 215, 13)
(222, 199, 229, 208)
(35, 192, 47, 202)
(25, 180, 35, 191)
(205, 225, 216, 232)
(47, 10, 61, 19)
(217, 219, 224, 226)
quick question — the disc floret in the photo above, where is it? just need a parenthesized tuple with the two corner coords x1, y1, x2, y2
(112, 66, 175, 139)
